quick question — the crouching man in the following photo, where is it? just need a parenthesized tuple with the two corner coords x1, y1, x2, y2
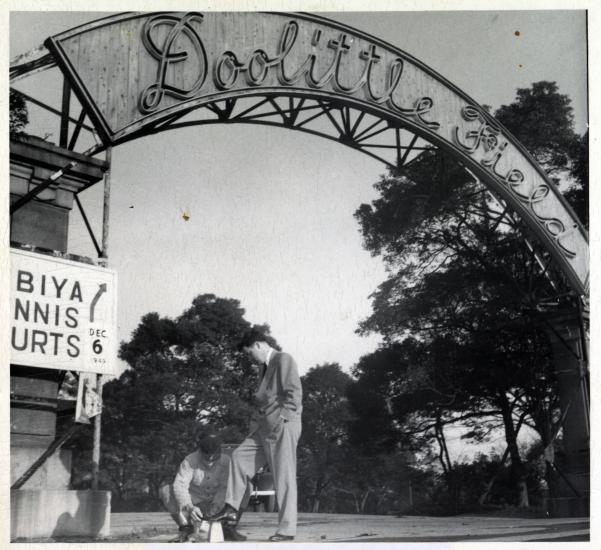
(159, 429, 246, 542)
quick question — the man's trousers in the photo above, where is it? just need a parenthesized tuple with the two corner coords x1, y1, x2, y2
(226, 419, 301, 536)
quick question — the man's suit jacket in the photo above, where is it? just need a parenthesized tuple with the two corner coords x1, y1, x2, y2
(249, 351, 302, 435)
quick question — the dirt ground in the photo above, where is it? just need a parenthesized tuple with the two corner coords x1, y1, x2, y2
(21, 511, 589, 543)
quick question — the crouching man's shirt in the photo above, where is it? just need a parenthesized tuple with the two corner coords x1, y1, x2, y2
(172, 451, 230, 515)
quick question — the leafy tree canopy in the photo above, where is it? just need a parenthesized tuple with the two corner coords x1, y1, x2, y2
(494, 81, 577, 176)
(9, 89, 29, 137)
(77, 294, 276, 504)
(350, 81, 581, 507)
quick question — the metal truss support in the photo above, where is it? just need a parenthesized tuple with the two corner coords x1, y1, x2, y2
(59, 78, 71, 148)
(11, 89, 97, 135)
(68, 109, 88, 150)
(74, 195, 103, 257)
(128, 95, 434, 170)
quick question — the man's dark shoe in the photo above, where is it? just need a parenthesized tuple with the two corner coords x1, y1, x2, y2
(208, 504, 238, 524)
(223, 525, 247, 541)
(268, 534, 294, 542)
(169, 524, 193, 542)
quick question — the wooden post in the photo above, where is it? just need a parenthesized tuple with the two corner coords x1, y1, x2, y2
(91, 375, 103, 490)
(92, 146, 112, 491)
(101, 147, 112, 261)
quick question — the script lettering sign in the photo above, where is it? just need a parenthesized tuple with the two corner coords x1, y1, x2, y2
(46, 12, 446, 141)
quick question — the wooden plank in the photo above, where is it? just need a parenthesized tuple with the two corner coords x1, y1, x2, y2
(95, 23, 110, 128)
(127, 18, 141, 127)
(63, 34, 81, 83)
(113, 20, 131, 131)
(73, 32, 97, 127)
(106, 21, 129, 131)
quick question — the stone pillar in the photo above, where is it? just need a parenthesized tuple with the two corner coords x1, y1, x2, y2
(10, 135, 106, 250)
(10, 135, 110, 539)
(545, 309, 589, 517)
(10, 367, 72, 490)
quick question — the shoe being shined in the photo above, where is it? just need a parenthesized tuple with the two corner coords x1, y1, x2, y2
(223, 525, 247, 541)
(169, 524, 193, 542)
(207, 503, 239, 524)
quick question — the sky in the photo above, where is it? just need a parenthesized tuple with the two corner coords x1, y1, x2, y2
(8, 6, 588, 383)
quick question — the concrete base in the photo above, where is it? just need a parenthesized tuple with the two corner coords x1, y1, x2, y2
(11, 490, 111, 540)
(11, 446, 72, 489)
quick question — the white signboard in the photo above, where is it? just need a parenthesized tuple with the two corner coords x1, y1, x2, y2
(10, 249, 118, 374)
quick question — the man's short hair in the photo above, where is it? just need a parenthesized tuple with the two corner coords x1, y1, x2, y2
(195, 427, 223, 455)
(237, 328, 269, 352)
(195, 425, 217, 443)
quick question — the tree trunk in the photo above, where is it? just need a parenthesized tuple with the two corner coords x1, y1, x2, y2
(498, 393, 529, 507)
(434, 412, 453, 475)
(311, 476, 330, 513)
(516, 479, 529, 508)
(479, 412, 527, 505)
(311, 496, 319, 514)
(311, 492, 321, 513)
(359, 490, 371, 513)
(354, 494, 360, 513)
(433, 412, 460, 512)
(530, 397, 561, 500)
(479, 446, 510, 506)
(148, 475, 161, 502)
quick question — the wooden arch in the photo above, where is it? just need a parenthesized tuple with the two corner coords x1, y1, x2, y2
(11, 11, 588, 294)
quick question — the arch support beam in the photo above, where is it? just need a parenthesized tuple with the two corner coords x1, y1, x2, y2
(545, 309, 589, 517)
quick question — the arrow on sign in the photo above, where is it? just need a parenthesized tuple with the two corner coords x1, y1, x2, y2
(90, 283, 107, 322)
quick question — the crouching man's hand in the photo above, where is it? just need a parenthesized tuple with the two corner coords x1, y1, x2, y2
(182, 504, 204, 523)
(189, 506, 204, 522)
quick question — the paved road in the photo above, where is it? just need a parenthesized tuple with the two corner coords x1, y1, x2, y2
(108, 511, 589, 543)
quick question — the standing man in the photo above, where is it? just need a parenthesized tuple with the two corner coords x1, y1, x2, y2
(159, 429, 247, 542)
(210, 329, 303, 542)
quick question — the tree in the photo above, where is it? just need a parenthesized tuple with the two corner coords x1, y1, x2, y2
(332, 452, 410, 514)
(10, 89, 29, 137)
(565, 131, 589, 229)
(347, 340, 452, 457)
(73, 294, 275, 508)
(495, 81, 577, 179)
(298, 362, 415, 515)
(353, 82, 581, 508)
(297, 363, 353, 512)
